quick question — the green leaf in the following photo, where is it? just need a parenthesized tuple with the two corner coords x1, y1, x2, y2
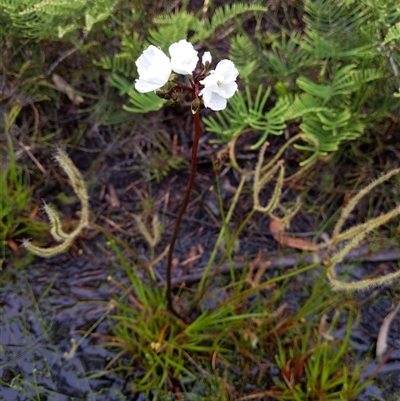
(124, 88, 165, 114)
(383, 22, 400, 45)
(204, 85, 288, 144)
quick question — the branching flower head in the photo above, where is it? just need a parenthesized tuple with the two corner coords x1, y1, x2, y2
(134, 39, 238, 111)
(200, 60, 239, 111)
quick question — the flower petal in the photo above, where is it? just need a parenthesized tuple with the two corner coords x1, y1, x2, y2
(202, 91, 227, 111)
(215, 59, 239, 82)
(200, 72, 220, 92)
(135, 78, 162, 93)
(135, 45, 172, 92)
(199, 87, 212, 103)
(218, 81, 238, 99)
(169, 39, 199, 75)
(136, 46, 170, 76)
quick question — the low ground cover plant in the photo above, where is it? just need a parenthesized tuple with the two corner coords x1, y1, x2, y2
(1, 0, 400, 400)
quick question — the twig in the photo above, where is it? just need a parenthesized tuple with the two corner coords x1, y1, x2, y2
(376, 301, 400, 359)
(163, 245, 400, 287)
(46, 44, 82, 76)
(18, 141, 47, 175)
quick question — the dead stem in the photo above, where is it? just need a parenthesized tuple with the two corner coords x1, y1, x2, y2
(164, 244, 400, 287)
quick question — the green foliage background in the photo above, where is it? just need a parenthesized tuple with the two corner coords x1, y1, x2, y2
(1, 0, 399, 156)
(2, 0, 399, 254)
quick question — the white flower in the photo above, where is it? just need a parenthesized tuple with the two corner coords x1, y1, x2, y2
(169, 39, 198, 75)
(199, 60, 239, 111)
(202, 52, 212, 67)
(135, 45, 172, 93)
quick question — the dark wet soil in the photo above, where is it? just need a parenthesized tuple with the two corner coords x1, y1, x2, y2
(2, 109, 400, 400)
(1, 254, 129, 401)
(2, 218, 400, 400)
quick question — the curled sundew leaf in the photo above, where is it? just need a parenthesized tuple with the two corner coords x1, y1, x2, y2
(318, 314, 335, 341)
(23, 148, 89, 257)
(133, 214, 161, 248)
(325, 167, 400, 292)
(63, 338, 78, 359)
(376, 302, 400, 359)
(269, 219, 321, 251)
(253, 142, 285, 214)
(44, 203, 70, 241)
(22, 237, 74, 257)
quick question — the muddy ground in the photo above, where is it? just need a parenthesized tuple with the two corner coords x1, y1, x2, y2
(1, 119, 400, 399)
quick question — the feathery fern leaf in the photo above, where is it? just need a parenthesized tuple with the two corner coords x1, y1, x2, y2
(383, 22, 400, 45)
(148, 11, 195, 51)
(93, 55, 136, 78)
(1, 0, 120, 40)
(192, 4, 269, 42)
(123, 87, 165, 114)
(296, 65, 383, 104)
(299, 115, 365, 152)
(229, 34, 260, 79)
(285, 94, 328, 120)
(204, 85, 288, 144)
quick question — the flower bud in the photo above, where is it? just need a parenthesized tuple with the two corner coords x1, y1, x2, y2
(191, 97, 201, 114)
(202, 52, 212, 68)
(166, 91, 181, 106)
(155, 89, 167, 98)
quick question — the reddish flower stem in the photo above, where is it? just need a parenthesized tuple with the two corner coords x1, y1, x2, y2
(166, 111, 201, 319)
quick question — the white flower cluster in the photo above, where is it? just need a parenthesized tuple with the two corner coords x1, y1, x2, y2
(135, 39, 239, 111)
(199, 60, 238, 111)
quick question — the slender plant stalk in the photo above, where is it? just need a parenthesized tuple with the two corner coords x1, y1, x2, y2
(166, 111, 201, 318)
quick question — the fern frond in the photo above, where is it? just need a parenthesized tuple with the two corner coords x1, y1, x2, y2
(285, 94, 327, 120)
(192, 4, 269, 42)
(146, 134, 188, 182)
(19, 0, 73, 16)
(303, 0, 372, 35)
(296, 65, 383, 104)
(109, 73, 134, 96)
(300, 0, 376, 61)
(123, 87, 165, 114)
(383, 22, 400, 45)
(148, 11, 195, 51)
(299, 114, 365, 152)
(94, 55, 136, 78)
(265, 31, 311, 78)
(316, 109, 352, 135)
(119, 31, 143, 62)
(2, 0, 119, 40)
(296, 77, 335, 101)
(332, 65, 384, 95)
(205, 85, 287, 144)
(85, 1, 114, 32)
(229, 34, 260, 79)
